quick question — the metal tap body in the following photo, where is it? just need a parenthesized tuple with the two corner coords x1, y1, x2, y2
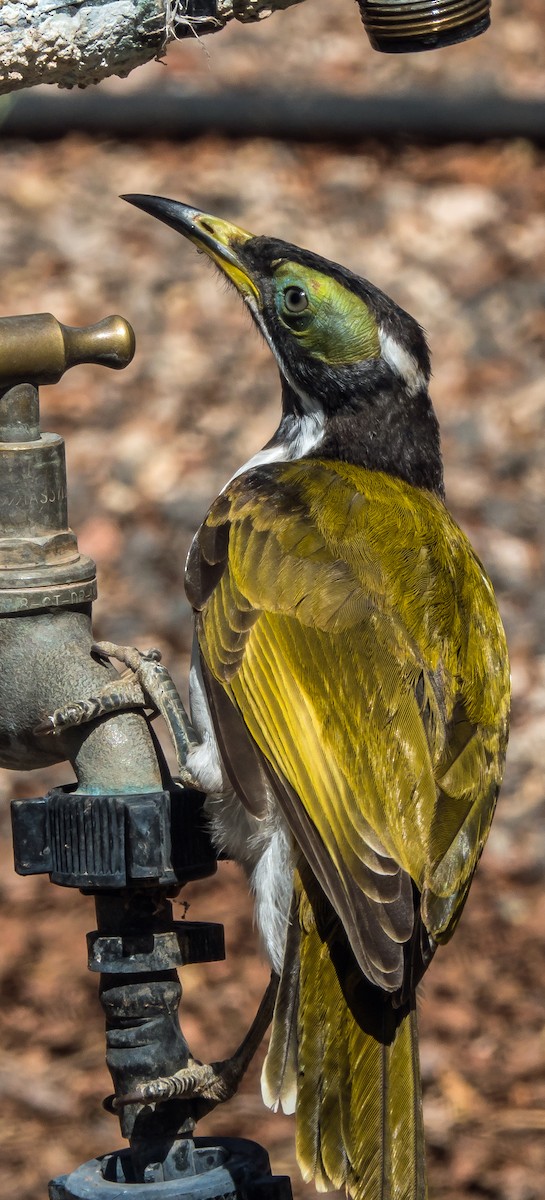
(1, 312, 291, 1200)
(0, 314, 155, 791)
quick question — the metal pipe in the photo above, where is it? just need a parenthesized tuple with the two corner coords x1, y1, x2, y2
(1, 88, 544, 144)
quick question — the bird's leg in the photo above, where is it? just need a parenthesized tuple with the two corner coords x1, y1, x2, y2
(34, 641, 200, 787)
(114, 971, 279, 1110)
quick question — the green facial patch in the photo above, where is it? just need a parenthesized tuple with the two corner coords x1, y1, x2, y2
(273, 261, 380, 365)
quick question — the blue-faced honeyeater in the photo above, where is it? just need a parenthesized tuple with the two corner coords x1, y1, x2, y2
(124, 195, 510, 1200)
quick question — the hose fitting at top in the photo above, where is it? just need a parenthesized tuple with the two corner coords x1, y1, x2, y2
(356, 0, 490, 53)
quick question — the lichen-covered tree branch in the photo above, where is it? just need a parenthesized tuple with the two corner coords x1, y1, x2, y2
(0, 0, 306, 95)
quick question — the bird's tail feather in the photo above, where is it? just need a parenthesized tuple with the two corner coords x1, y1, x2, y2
(261, 894, 300, 1116)
(262, 880, 427, 1200)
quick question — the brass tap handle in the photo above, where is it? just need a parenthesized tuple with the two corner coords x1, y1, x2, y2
(0, 313, 135, 388)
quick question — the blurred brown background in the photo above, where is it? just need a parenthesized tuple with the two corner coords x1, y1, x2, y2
(1, 1, 545, 1196)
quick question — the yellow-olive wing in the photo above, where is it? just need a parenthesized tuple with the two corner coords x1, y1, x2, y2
(186, 459, 509, 992)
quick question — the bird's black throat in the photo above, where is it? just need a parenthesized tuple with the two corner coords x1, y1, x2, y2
(280, 372, 445, 500)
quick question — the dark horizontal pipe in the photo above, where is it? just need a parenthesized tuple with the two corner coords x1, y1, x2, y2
(2, 88, 545, 144)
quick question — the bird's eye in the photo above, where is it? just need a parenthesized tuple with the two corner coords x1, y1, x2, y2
(283, 286, 309, 314)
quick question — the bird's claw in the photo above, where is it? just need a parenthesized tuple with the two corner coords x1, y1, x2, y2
(112, 1060, 238, 1109)
(91, 640, 163, 672)
(33, 680, 146, 736)
(107, 975, 278, 1115)
(34, 641, 200, 782)
(34, 702, 95, 736)
(92, 642, 201, 780)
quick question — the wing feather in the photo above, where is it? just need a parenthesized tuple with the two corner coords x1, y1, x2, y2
(189, 460, 509, 983)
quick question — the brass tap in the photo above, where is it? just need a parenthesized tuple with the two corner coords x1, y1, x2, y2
(0, 313, 134, 389)
(0, 314, 135, 614)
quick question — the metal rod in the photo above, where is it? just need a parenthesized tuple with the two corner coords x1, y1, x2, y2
(2, 89, 545, 143)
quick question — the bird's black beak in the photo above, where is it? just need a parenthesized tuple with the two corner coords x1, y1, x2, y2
(122, 194, 261, 305)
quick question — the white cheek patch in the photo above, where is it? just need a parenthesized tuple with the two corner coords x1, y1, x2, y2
(379, 328, 425, 397)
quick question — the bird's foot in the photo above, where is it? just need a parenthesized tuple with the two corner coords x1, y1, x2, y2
(113, 972, 279, 1111)
(34, 641, 200, 786)
(115, 1057, 242, 1109)
(33, 662, 148, 735)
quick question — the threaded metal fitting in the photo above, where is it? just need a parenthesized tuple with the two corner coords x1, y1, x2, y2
(357, 0, 490, 53)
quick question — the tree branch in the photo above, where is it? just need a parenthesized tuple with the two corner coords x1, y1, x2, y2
(0, 0, 306, 96)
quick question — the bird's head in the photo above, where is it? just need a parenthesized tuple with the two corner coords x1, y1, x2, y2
(123, 195, 443, 497)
